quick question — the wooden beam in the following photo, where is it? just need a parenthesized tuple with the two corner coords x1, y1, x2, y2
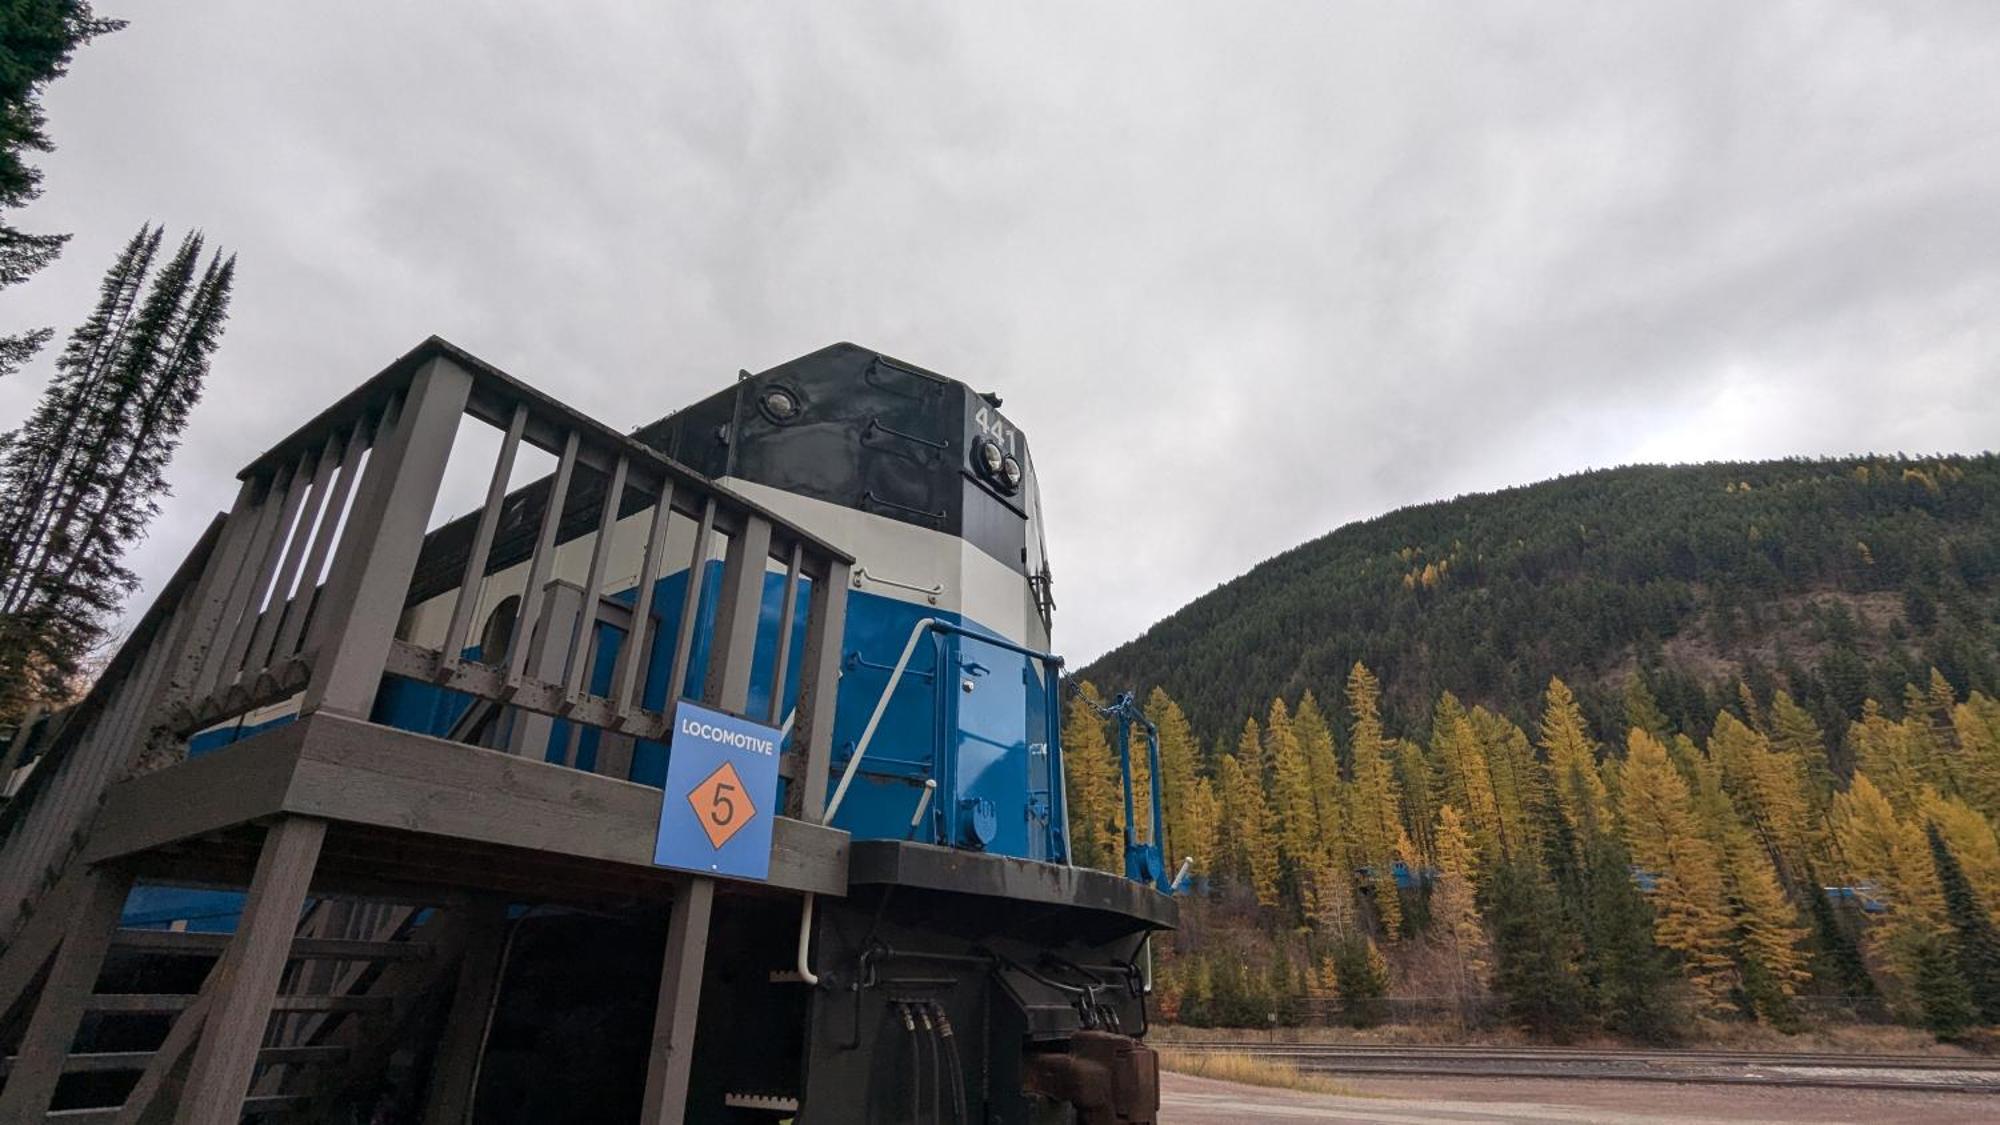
(0, 867, 132, 1119)
(0, 869, 81, 1026)
(81, 723, 302, 863)
(420, 900, 509, 1125)
(639, 878, 713, 1125)
(174, 816, 326, 1125)
(283, 713, 848, 896)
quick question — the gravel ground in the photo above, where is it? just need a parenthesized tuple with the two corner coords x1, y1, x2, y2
(1160, 1070, 2000, 1123)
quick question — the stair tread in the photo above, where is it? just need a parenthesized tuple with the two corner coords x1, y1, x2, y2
(110, 928, 431, 961)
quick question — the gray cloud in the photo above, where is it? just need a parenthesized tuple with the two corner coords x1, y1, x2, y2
(3, 1, 1997, 665)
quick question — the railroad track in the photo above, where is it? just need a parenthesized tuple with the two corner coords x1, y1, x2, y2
(1160, 1040, 2000, 1094)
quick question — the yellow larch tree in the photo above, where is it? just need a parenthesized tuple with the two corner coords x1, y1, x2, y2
(1828, 772, 1947, 1010)
(1687, 749, 1811, 1022)
(1541, 678, 1611, 843)
(1951, 692, 2000, 824)
(1346, 663, 1405, 938)
(1618, 729, 1739, 1013)
(1430, 805, 1493, 1022)
(1473, 705, 1547, 863)
(1850, 701, 1927, 816)
(1293, 690, 1344, 836)
(1265, 697, 1323, 912)
(1062, 685, 1123, 872)
(1431, 694, 1505, 865)
(1145, 687, 1216, 872)
(1707, 711, 1815, 886)
(1217, 750, 1278, 907)
(1917, 789, 2000, 925)
(1767, 690, 1836, 823)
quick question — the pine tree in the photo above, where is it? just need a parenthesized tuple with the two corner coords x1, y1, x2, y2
(1927, 823, 2000, 1023)
(1850, 701, 1926, 816)
(1061, 685, 1123, 872)
(0, 228, 234, 718)
(1331, 930, 1389, 1028)
(1475, 707, 1547, 862)
(1483, 858, 1589, 1039)
(1617, 730, 1739, 1013)
(1688, 751, 1811, 1026)
(1624, 675, 1672, 742)
(1708, 711, 1815, 886)
(1541, 678, 1611, 843)
(0, 2, 121, 379)
(1582, 832, 1683, 1042)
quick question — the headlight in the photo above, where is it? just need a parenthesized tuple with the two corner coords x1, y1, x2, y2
(1000, 455, 1023, 491)
(978, 437, 1004, 475)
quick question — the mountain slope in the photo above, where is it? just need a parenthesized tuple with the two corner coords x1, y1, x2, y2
(1080, 455, 2000, 747)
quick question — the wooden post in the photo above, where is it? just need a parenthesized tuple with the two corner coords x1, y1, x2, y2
(0, 866, 132, 1119)
(174, 816, 326, 1125)
(420, 899, 510, 1125)
(303, 358, 473, 720)
(792, 560, 850, 822)
(639, 877, 713, 1125)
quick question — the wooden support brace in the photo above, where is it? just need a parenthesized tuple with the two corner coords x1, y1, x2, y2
(419, 899, 510, 1125)
(173, 816, 326, 1125)
(639, 878, 714, 1125)
(0, 866, 132, 1119)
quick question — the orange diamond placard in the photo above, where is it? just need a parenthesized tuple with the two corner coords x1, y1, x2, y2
(687, 760, 756, 849)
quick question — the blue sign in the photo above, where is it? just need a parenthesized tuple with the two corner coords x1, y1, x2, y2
(653, 701, 782, 881)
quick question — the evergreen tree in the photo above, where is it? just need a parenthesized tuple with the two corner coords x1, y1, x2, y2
(1484, 858, 1588, 1039)
(0, 2, 121, 379)
(1293, 690, 1343, 842)
(1582, 832, 1683, 1041)
(1909, 931, 1977, 1037)
(1803, 867, 1878, 1007)
(1927, 823, 2000, 1023)
(1331, 930, 1389, 1028)
(1951, 692, 2000, 823)
(0, 228, 234, 719)
(1623, 675, 1672, 742)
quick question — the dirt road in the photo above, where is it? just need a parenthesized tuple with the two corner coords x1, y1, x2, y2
(1160, 1070, 2000, 1123)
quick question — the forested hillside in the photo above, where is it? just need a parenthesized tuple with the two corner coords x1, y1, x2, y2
(1081, 456, 2000, 753)
(1065, 454, 2000, 1041)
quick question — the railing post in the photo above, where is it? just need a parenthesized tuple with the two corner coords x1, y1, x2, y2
(791, 560, 849, 822)
(705, 515, 771, 714)
(302, 358, 473, 720)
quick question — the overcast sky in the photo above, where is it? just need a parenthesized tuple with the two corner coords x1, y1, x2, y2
(4, 2, 1998, 665)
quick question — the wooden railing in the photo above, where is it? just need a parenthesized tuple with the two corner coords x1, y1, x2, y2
(0, 337, 854, 940)
(0, 519, 222, 937)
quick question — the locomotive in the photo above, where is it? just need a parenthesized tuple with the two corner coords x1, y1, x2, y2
(180, 343, 1179, 1121)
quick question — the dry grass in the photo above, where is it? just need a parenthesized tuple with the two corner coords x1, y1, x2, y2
(1156, 1048, 1362, 1097)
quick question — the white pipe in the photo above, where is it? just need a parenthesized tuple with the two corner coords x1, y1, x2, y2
(823, 616, 938, 823)
(795, 892, 819, 986)
(799, 617, 939, 988)
(909, 778, 937, 835)
(1171, 856, 1194, 893)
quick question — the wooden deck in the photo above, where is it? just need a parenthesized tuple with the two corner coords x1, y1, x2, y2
(85, 712, 850, 904)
